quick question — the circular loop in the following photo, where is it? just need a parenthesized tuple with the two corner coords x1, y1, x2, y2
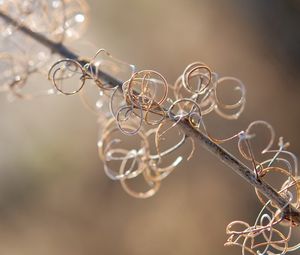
(98, 118, 149, 180)
(238, 121, 275, 163)
(115, 103, 143, 136)
(214, 76, 246, 119)
(48, 58, 86, 95)
(120, 163, 161, 199)
(168, 98, 202, 122)
(255, 166, 299, 209)
(126, 70, 169, 109)
(182, 62, 212, 95)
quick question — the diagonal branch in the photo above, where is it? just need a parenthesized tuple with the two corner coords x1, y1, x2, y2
(1, 10, 299, 224)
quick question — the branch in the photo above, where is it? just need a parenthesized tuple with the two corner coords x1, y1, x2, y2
(1, 10, 299, 224)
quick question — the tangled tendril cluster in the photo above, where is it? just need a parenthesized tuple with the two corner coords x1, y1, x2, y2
(0, 0, 88, 100)
(48, 49, 300, 254)
(225, 121, 300, 255)
(0, 1, 299, 253)
(47, 49, 249, 197)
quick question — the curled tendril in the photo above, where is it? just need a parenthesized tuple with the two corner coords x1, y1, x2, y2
(153, 119, 195, 163)
(98, 118, 148, 181)
(173, 64, 246, 121)
(97, 117, 162, 198)
(182, 62, 212, 95)
(214, 76, 246, 120)
(237, 120, 275, 177)
(115, 101, 144, 136)
(48, 58, 86, 95)
(82, 49, 113, 90)
(255, 167, 300, 210)
(83, 48, 135, 91)
(126, 70, 169, 106)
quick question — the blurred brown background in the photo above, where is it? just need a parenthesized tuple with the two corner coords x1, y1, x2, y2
(0, 0, 300, 254)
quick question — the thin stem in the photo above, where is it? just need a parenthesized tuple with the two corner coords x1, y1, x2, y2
(1, 10, 299, 224)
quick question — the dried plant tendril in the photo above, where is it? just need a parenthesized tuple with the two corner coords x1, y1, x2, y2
(48, 54, 247, 196)
(48, 58, 86, 95)
(0, 5, 299, 254)
(214, 77, 246, 120)
(48, 50, 300, 255)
